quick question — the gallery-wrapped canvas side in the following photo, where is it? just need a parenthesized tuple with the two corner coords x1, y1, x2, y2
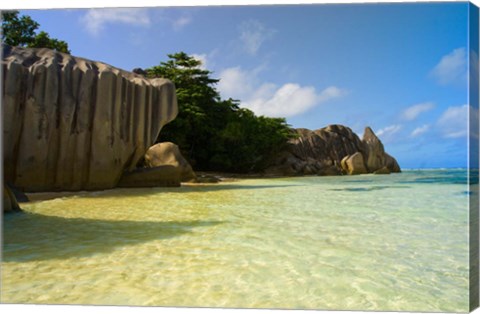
(469, 2, 480, 311)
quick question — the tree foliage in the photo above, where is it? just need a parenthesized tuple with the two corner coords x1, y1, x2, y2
(146, 52, 294, 173)
(1, 11, 70, 54)
(29, 31, 70, 53)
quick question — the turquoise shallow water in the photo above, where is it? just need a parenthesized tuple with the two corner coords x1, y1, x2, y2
(1, 170, 472, 311)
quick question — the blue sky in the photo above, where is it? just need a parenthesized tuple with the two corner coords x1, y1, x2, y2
(21, 2, 474, 168)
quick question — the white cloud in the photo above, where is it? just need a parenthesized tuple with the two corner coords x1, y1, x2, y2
(191, 53, 208, 70)
(317, 86, 345, 103)
(411, 124, 430, 137)
(430, 47, 467, 86)
(401, 102, 435, 121)
(217, 66, 346, 118)
(172, 16, 192, 31)
(246, 84, 344, 118)
(218, 66, 255, 100)
(239, 20, 276, 56)
(81, 9, 192, 35)
(81, 8, 151, 35)
(437, 104, 469, 138)
(376, 125, 402, 138)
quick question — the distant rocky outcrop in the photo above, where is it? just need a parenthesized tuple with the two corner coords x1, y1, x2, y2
(362, 127, 401, 173)
(265, 125, 400, 176)
(2, 45, 178, 192)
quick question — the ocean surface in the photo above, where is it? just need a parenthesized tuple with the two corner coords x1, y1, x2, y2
(1, 169, 473, 312)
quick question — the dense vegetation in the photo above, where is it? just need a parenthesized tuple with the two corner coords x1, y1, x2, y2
(1, 11, 70, 53)
(146, 53, 294, 173)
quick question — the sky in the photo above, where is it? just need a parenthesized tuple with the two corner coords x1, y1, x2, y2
(19, 2, 476, 169)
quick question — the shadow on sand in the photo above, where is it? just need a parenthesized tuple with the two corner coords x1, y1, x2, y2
(26, 183, 300, 202)
(3, 212, 225, 262)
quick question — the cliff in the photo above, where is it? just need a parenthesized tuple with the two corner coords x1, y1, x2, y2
(265, 125, 400, 176)
(2, 45, 178, 191)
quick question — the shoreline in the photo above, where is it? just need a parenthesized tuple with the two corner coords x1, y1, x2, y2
(22, 172, 280, 203)
(19, 168, 442, 204)
(23, 175, 244, 203)
(195, 171, 272, 181)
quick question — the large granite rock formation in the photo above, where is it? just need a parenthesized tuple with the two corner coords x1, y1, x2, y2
(3, 185, 21, 213)
(265, 125, 400, 176)
(2, 45, 178, 191)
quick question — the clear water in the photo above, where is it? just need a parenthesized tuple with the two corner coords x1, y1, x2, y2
(1, 170, 472, 312)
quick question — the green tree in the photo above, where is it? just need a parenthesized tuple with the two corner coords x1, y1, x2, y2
(29, 31, 70, 53)
(146, 52, 294, 172)
(146, 52, 221, 165)
(1, 11, 70, 53)
(1, 11, 38, 47)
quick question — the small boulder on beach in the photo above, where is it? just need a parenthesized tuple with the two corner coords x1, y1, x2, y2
(144, 142, 197, 183)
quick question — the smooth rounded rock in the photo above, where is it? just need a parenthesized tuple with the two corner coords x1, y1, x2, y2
(341, 152, 368, 175)
(144, 142, 197, 182)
